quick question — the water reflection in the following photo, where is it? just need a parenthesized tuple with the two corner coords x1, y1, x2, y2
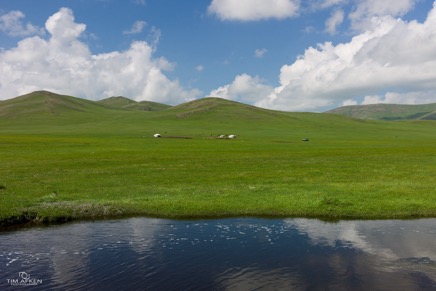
(291, 219, 436, 260)
(0, 218, 435, 290)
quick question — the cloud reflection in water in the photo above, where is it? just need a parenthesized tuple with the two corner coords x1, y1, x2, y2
(0, 218, 435, 290)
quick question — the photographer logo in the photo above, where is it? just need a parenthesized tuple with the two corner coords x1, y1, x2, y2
(6, 272, 43, 286)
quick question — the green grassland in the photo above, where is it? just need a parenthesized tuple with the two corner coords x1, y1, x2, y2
(1, 91, 436, 226)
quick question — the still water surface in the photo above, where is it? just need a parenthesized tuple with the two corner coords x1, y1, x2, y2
(1, 218, 435, 290)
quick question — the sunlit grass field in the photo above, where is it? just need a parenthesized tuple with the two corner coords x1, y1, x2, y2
(1, 94, 435, 226)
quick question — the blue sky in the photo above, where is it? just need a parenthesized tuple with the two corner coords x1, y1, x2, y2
(1, 0, 436, 111)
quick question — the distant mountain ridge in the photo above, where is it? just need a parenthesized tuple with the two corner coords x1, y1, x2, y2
(326, 103, 436, 120)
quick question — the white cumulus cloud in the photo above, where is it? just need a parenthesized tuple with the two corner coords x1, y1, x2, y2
(45, 8, 86, 41)
(210, 74, 274, 104)
(230, 1, 436, 112)
(0, 8, 200, 104)
(208, 0, 300, 21)
(349, 0, 418, 31)
(0, 10, 45, 37)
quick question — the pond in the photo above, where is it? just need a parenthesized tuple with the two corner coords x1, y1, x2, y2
(1, 218, 435, 290)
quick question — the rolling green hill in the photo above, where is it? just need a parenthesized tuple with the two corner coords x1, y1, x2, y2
(0, 91, 171, 118)
(0, 91, 110, 117)
(160, 97, 300, 125)
(0, 91, 174, 134)
(0, 91, 139, 133)
(166, 97, 288, 119)
(326, 103, 436, 120)
(98, 96, 171, 111)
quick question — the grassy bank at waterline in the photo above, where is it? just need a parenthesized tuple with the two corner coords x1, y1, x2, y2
(1, 92, 436, 226)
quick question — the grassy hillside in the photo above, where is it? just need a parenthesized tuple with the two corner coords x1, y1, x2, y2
(1, 91, 436, 226)
(326, 103, 436, 120)
(166, 97, 290, 120)
(98, 96, 171, 111)
(0, 91, 111, 117)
